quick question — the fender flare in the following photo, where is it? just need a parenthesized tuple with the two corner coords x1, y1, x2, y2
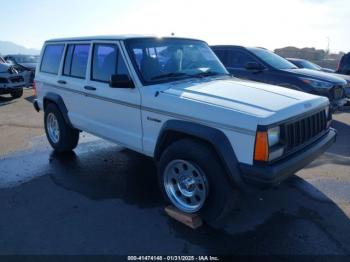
(43, 92, 73, 128)
(154, 120, 246, 189)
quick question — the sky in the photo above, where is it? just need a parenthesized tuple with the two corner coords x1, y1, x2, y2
(1, 0, 349, 52)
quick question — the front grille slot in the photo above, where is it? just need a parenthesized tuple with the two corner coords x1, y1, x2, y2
(9, 76, 24, 83)
(284, 110, 326, 152)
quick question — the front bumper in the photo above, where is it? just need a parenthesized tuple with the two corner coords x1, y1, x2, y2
(0, 85, 24, 94)
(240, 128, 336, 186)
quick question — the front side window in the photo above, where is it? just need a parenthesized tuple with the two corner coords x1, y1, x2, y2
(248, 48, 297, 70)
(63, 44, 90, 78)
(40, 44, 64, 74)
(225, 50, 257, 69)
(125, 38, 228, 84)
(91, 44, 129, 82)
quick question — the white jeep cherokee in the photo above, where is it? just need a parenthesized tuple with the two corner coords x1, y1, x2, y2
(34, 36, 336, 222)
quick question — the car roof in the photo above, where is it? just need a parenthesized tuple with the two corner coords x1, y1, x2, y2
(286, 58, 305, 62)
(211, 45, 246, 49)
(45, 35, 203, 43)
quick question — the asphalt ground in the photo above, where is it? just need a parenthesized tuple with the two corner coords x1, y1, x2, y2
(0, 89, 349, 258)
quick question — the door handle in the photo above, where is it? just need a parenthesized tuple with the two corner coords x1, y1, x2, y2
(84, 86, 96, 91)
(57, 80, 66, 84)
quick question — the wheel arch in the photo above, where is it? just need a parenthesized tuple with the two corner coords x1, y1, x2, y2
(43, 92, 73, 128)
(154, 120, 245, 189)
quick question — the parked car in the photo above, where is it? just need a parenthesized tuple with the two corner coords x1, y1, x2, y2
(4, 54, 39, 87)
(337, 52, 350, 75)
(211, 45, 347, 111)
(288, 58, 350, 99)
(0, 62, 25, 98)
(34, 36, 336, 223)
(286, 58, 334, 73)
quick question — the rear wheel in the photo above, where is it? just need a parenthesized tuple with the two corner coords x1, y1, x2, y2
(44, 103, 79, 152)
(158, 139, 237, 224)
(10, 88, 23, 99)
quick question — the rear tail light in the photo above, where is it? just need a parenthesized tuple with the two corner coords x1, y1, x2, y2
(33, 80, 37, 97)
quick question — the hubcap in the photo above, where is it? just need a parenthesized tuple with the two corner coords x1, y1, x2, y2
(47, 113, 60, 143)
(164, 159, 208, 213)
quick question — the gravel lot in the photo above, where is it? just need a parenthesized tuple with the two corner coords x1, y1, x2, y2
(0, 89, 349, 256)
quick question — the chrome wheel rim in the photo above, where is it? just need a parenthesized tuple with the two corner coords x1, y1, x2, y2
(47, 113, 60, 144)
(164, 159, 208, 213)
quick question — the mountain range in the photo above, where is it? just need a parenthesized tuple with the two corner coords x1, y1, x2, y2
(0, 41, 40, 56)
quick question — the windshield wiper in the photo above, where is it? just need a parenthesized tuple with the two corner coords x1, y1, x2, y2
(150, 72, 190, 80)
(191, 71, 229, 78)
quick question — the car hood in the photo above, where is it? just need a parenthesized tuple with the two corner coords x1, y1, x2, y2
(161, 78, 328, 125)
(0, 63, 11, 73)
(18, 62, 37, 69)
(282, 68, 347, 84)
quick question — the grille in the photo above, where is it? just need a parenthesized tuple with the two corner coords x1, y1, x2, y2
(333, 86, 344, 99)
(284, 110, 327, 152)
(9, 76, 24, 83)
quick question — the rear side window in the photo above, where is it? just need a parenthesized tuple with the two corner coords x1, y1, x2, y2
(63, 44, 90, 78)
(91, 44, 129, 82)
(40, 44, 64, 74)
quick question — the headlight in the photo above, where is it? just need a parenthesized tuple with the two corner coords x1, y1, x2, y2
(300, 77, 333, 89)
(267, 126, 280, 147)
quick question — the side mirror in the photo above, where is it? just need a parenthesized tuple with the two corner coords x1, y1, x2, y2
(245, 62, 265, 71)
(109, 74, 135, 88)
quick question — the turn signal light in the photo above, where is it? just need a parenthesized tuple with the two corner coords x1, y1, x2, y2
(254, 131, 269, 161)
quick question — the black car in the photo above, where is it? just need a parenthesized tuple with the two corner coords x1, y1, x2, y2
(288, 58, 350, 99)
(4, 54, 39, 86)
(337, 52, 350, 75)
(287, 58, 334, 73)
(212, 45, 347, 111)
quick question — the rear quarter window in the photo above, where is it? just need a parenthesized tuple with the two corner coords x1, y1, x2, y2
(40, 44, 64, 74)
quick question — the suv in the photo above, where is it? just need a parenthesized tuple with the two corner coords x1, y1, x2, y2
(34, 36, 336, 223)
(4, 54, 39, 87)
(0, 61, 25, 98)
(211, 46, 347, 112)
(337, 52, 350, 75)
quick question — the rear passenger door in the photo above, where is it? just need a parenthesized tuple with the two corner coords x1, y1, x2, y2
(83, 41, 142, 151)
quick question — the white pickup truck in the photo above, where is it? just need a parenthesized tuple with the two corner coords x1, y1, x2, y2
(33, 36, 336, 223)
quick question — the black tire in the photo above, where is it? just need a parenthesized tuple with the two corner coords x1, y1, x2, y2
(157, 138, 237, 224)
(44, 103, 79, 152)
(10, 88, 23, 99)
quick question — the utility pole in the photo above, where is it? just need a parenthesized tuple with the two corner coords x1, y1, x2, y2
(326, 36, 330, 54)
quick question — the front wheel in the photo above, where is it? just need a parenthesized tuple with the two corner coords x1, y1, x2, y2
(158, 139, 237, 224)
(44, 103, 79, 152)
(10, 88, 23, 99)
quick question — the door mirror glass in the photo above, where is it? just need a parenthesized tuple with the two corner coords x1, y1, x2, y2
(109, 74, 135, 88)
(245, 62, 265, 71)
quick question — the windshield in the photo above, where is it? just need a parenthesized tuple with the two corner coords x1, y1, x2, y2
(126, 38, 228, 84)
(13, 55, 39, 63)
(300, 60, 321, 70)
(249, 48, 298, 70)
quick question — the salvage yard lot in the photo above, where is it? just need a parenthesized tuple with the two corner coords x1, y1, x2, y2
(0, 89, 350, 255)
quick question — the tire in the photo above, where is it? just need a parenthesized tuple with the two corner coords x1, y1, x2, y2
(10, 88, 23, 99)
(44, 103, 79, 152)
(157, 138, 237, 224)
